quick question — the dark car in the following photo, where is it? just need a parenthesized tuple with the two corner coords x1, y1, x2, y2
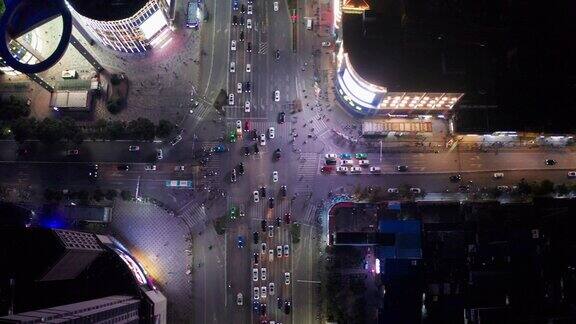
(268, 197, 275, 209)
(261, 219, 267, 232)
(275, 49, 280, 60)
(253, 143, 260, 153)
(253, 231, 259, 244)
(277, 297, 283, 309)
(325, 159, 337, 165)
(397, 165, 408, 172)
(244, 81, 251, 92)
(278, 111, 285, 124)
(274, 148, 281, 160)
(239, 31, 245, 42)
(449, 174, 462, 182)
(117, 164, 129, 171)
(89, 164, 99, 178)
(253, 301, 260, 313)
(545, 159, 557, 166)
(284, 212, 291, 224)
(17, 147, 30, 156)
(259, 303, 266, 316)
(241, 4, 246, 13)
(247, 42, 252, 52)
(253, 252, 259, 264)
(237, 162, 245, 175)
(237, 236, 245, 248)
(240, 16, 245, 25)
(232, 15, 238, 25)
(275, 216, 281, 227)
(260, 186, 267, 197)
(280, 185, 287, 197)
(252, 129, 258, 140)
(284, 301, 291, 314)
(244, 146, 251, 156)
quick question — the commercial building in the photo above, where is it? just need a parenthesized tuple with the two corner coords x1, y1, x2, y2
(65, 0, 172, 53)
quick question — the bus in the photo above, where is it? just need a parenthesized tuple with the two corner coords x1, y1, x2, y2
(186, 0, 200, 28)
(165, 180, 194, 188)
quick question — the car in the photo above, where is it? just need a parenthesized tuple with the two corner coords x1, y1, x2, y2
(244, 81, 251, 93)
(228, 93, 235, 105)
(336, 166, 348, 173)
(128, 145, 140, 152)
(568, 171, 576, 178)
(237, 293, 243, 306)
(237, 236, 245, 248)
(230, 61, 236, 72)
(231, 40, 236, 51)
(245, 41, 252, 52)
(244, 120, 251, 132)
(261, 242, 267, 253)
(247, 4, 253, 14)
(236, 119, 242, 131)
(230, 168, 237, 183)
(268, 249, 274, 261)
(245, 101, 251, 112)
(275, 49, 280, 60)
(274, 216, 281, 227)
(410, 187, 422, 194)
(237, 82, 243, 93)
(247, 18, 252, 29)
(246, 63, 251, 72)
(283, 244, 290, 256)
(284, 272, 291, 285)
(497, 185, 510, 191)
(369, 166, 381, 173)
(269, 283, 275, 296)
(325, 153, 337, 161)
(321, 166, 334, 173)
(274, 148, 281, 160)
(260, 267, 267, 281)
(259, 303, 267, 316)
(64, 149, 79, 156)
(232, 15, 238, 25)
(237, 162, 245, 175)
(277, 297, 283, 309)
(229, 206, 238, 219)
(170, 134, 182, 146)
(545, 159, 557, 166)
(260, 186, 267, 197)
(340, 159, 353, 166)
(213, 144, 228, 153)
(233, 0, 239, 10)
(355, 153, 368, 159)
(243, 146, 251, 156)
(493, 172, 504, 179)
(260, 133, 266, 146)
(340, 153, 352, 159)
(252, 301, 260, 313)
(117, 164, 129, 171)
(89, 164, 99, 178)
(449, 174, 462, 182)
(239, 31, 245, 42)
(253, 190, 260, 202)
(284, 300, 291, 314)
(253, 252, 259, 264)
(261, 219, 267, 232)
(240, 4, 246, 13)
(145, 164, 157, 171)
(240, 16, 245, 25)
(229, 130, 237, 143)
(350, 166, 361, 173)
(174, 165, 185, 171)
(274, 90, 280, 102)
(268, 127, 275, 139)
(253, 287, 260, 300)
(272, 171, 279, 182)
(253, 231, 260, 244)
(358, 160, 370, 166)
(261, 286, 267, 298)
(268, 197, 275, 209)
(278, 111, 285, 123)
(276, 246, 283, 257)
(268, 225, 274, 237)
(387, 188, 399, 194)
(280, 185, 287, 197)
(397, 165, 408, 172)
(284, 212, 291, 224)
(321, 41, 331, 47)
(273, 1, 279, 11)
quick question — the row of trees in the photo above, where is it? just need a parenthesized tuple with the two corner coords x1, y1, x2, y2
(44, 188, 133, 203)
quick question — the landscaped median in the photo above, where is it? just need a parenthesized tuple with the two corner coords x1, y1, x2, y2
(290, 222, 301, 244)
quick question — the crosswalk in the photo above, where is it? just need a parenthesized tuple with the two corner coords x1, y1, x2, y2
(177, 202, 207, 230)
(190, 102, 213, 129)
(302, 203, 316, 224)
(294, 152, 319, 192)
(308, 113, 329, 134)
(258, 42, 268, 54)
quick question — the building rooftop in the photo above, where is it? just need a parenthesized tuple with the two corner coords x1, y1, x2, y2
(67, 0, 149, 21)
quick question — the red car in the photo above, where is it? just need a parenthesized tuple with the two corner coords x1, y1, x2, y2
(321, 166, 333, 173)
(244, 120, 251, 131)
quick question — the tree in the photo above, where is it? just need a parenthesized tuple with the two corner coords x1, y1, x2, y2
(106, 98, 122, 114)
(156, 119, 175, 139)
(61, 118, 83, 144)
(556, 184, 569, 196)
(105, 120, 126, 140)
(110, 74, 122, 86)
(11, 117, 37, 143)
(93, 189, 104, 202)
(127, 118, 155, 141)
(0, 96, 30, 120)
(36, 118, 65, 144)
(120, 190, 133, 201)
(105, 189, 118, 200)
(535, 180, 555, 196)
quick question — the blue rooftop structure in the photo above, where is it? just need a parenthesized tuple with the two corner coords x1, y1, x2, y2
(376, 219, 422, 259)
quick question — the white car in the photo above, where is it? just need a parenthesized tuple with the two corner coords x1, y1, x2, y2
(253, 190, 260, 202)
(260, 133, 266, 146)
(358, 160, 370, 166)
(261, 286, 267, 298)
(325, 153, 337, 160)
(145, 165, 156, 171)
(230, 61, 236, 73)
(410, 187, 422, 194)
(284, 272, 291, 285)
(493, 172, 504, 179)
(237, 82, 243, 93)
(336, 166, 348, 173)
(272, 171, 279, 182)
(276, 245, 282, 257)
(340, 159, 353, 166)
(156, 149, 163, 160)
(321, 41, 331, 47)
(261, 267, 267, 281)
(245, 100, 251, 112)
(274, 90, 280, 102)
(236, 120, 242, 131)
(247, 18, 252, 29)
(269, 283, 275, 295)
(247, 4, 253, 14)
(237, 293, 243, 306)
(268, 249, 274, 261)
(268, 225, 274, 238)
(231, 40, 236, 51)
(246, 63, 251, 73)
(269, 127, 275, 139)
(253, 268, 259, 281)
(273, 1, 279, 11)
(228, 93, 235, 105)
(350, 166, 361, 173)
(253, 287, 260, 299)
(387, 188, 399, 194)
(283, 244, 289, 256)
(568, 171, 576, 178)
(370, 166, 381, 173)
